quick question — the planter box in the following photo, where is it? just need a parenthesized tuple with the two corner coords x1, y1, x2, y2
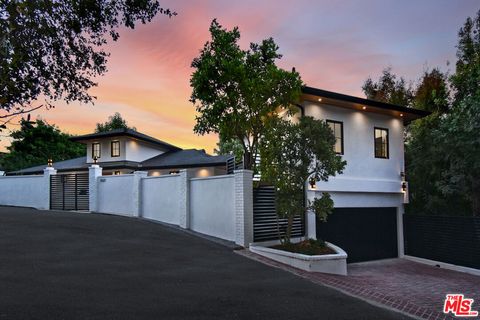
(249, 242, 348, 275)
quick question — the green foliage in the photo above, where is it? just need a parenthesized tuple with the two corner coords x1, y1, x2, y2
(362, 67, 414, 106)
(190, 19, 303, 172)
(260, 116, 346, 243)
(95, 112, 135, 132)
(214, 135, 244, 161)
(366, 11, 480, 216)
(1, 119, 85, 172)
(0, 1, 174, 116)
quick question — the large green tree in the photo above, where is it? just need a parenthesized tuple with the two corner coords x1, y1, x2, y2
(0, 1, 174, 121)
(1, 118, 85, 172)
(362, 67, 413, 106)
(436, 10, 480, 216)
(95, 112, 135, 132)
(190, 19, 303, 172)
(260, 116, 346, 243)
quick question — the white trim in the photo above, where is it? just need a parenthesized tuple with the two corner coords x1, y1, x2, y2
(403, 255, 480, 277)
(190, 174, 234, 181)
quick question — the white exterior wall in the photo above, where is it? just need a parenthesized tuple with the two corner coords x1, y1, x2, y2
(303, 101, 404, 195)
(125, 140, 166, 163)
(97, 175, 136, 216)
(190, 175, 236, 241)
(141, 175, 182, 225)
(0, 175, 48, 209)
(85, 137, 165, 164)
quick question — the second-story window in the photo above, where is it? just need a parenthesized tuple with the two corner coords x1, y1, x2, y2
(111, 141, 120, 157)
(92, 142, 101, 160)
(326, 120, 344, 155)
(374, 127, 389, 159)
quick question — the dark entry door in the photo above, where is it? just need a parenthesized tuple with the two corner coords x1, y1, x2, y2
(50, 173, 89, 211)
(316, 207, 398, 263)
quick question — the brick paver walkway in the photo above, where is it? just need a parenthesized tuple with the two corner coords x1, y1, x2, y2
(237, 250, 480, 320)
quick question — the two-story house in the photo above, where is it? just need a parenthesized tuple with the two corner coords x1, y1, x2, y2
(299, 86, 429, 262)
(9, 128, 232, 177)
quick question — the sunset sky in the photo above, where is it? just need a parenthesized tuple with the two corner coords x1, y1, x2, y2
(2, 1, 478, 153)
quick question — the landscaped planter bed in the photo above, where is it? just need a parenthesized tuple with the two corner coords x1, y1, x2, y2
(249, 241, 348, 275)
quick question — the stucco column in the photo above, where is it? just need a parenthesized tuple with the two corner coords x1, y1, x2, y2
(88, 165, 102, 212)
(179, 169, 194, 229)
(42, 167, 57, 210)
(397, 204, 405, 258)
(132, 171, 148, 217)
(234, 170, 253, 247)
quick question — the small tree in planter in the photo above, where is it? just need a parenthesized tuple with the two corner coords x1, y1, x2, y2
(259, 116, 346, 244)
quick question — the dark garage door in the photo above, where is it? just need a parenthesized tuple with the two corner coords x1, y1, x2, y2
(316, 207, 398, 263)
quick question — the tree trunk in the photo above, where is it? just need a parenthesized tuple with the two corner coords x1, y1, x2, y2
(243, 150, 253, 171)
(285, 215, 294, 244)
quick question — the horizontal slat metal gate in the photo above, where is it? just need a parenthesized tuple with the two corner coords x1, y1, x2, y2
(253, 185, 304, 242)
(50, 173, 89, 211)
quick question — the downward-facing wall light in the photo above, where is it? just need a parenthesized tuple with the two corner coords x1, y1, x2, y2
(47, 158, 53, 167)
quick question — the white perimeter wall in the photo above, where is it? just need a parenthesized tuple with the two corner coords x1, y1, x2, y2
(141, 175, 182, 225)
(0, 175, 48, 209)
(190, 175, 236, 241)
(97, 175, 136, 216)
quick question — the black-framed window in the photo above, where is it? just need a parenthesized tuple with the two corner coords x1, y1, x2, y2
(326, 120, 344, 155)
(111, 141, 120, 157)
(374, 127, 389, 159)
(92, 142, 101, 159)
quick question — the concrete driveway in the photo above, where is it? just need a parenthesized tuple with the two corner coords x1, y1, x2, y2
(0, 206, 408, 320)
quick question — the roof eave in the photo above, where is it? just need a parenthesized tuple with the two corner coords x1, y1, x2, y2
(301, 86, 431, 124)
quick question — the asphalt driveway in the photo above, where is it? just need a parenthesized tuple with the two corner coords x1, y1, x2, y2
(0, 206, 408, 320)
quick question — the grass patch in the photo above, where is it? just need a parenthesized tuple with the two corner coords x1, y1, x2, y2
(272, 239, 336, 256)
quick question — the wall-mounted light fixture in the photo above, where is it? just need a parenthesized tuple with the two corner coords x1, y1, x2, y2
(400, 113, 404, 117)
(309, 177, 316, 189)
(362, 106, 367, 110)
(93, 156, 98, 164)
(47, 158, 53, 167)
(401, 181, 407, 192)
(400, 171, 405, 180)
(318, 98, 322, 102)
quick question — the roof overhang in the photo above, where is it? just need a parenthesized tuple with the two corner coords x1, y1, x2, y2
(70, 129, 182, 151)
(301, 86, 431, 124)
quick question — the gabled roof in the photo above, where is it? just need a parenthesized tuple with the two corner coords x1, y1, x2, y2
(140, 149, 231, 169)
(301, 86, 431, 123)
(70, 128, 182, 151)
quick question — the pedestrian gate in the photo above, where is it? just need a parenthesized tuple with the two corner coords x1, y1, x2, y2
(253, 185, 304, 242)
(50, 173, 89, 211)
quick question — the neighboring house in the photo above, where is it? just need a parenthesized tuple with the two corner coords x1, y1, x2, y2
(9, 128, 232, 178)
(299, 86, 430, 263)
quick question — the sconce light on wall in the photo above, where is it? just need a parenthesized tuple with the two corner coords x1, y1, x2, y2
(93, 156, 98, 164)
(401, 181, 407, 192)
(309, 177, 316, 189)
(47, 158, 53, 167)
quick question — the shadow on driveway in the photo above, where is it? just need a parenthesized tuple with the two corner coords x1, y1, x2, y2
(0, 207, 409, 320)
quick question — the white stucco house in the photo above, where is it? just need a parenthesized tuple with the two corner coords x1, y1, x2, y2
(2, 86, 430, 263)
(9, 128, 232, 178)
(298, 86, 430, 262)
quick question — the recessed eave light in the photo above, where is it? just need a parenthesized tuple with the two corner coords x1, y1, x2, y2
(318, 98, 322, 102)
(362, 106, 367, 110)
(400, 113, 404, 117)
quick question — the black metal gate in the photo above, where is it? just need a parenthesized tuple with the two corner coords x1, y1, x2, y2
(50, 173, 89, 211)
(316, 207, 398, 263)
(253, 185, 304, 242)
